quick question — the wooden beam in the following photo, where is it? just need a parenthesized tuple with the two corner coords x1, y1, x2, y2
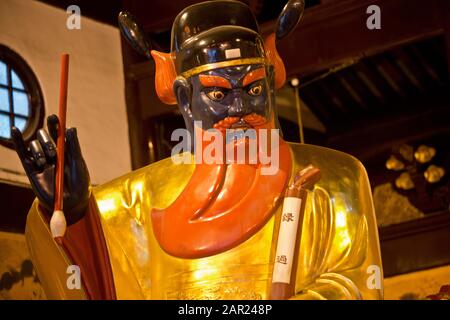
(262, 0, 445, 77)
(443, 0, 450, 77)
(326, 104, 450, 162)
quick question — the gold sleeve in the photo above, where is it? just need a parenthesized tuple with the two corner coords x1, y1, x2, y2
(289, 144, 384, 300)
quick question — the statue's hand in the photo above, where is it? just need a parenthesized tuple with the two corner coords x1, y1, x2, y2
(11, 114, 90, 225)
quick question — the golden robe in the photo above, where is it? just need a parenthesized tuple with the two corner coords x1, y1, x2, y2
(25, 143, 383, 299)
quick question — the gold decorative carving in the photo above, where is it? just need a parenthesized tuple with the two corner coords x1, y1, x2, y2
(424, 165, 445, 183)
(414, 145, 436, 163)
(395, 172, 415, 190)
(386, 155, 405, 171)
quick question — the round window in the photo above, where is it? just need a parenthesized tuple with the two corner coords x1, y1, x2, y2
(0, 45, 44, 148)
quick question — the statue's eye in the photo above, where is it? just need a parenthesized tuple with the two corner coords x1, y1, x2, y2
(206, 90, 226, 101)
(248, 84, 263, 96)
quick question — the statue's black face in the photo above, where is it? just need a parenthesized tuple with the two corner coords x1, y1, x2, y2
(175, 64, 275, 137)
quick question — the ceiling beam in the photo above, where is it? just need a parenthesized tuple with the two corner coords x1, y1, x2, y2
(443, 0, 450, 77)
(262, 0, 445, 77)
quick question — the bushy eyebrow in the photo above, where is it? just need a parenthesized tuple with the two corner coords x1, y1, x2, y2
(199, 74, 232, 89)
(242, 67, 266, 87)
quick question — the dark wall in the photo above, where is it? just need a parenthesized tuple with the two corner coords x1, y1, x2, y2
(0, 182, 35, 233)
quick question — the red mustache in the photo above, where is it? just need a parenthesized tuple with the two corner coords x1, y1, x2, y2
(213, 113, 267, 131)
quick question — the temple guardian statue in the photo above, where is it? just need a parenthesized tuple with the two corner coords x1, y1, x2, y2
(12, 0, 383, 300)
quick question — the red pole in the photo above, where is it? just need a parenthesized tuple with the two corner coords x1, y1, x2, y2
(51, 53, 69, 242)
(54, 54, 69, 212)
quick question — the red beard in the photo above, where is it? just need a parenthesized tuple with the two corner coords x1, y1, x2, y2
(151, 113, 292, 258)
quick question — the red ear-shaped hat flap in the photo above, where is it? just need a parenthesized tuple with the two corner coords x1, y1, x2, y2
(151, 50, 177, 105)
(264, 33, 286, 89)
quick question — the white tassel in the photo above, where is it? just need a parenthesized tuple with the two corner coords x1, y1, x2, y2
(50, 210, 67, 239)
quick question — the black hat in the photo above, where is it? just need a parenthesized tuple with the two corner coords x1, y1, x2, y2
(171, 1, 266, 78)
